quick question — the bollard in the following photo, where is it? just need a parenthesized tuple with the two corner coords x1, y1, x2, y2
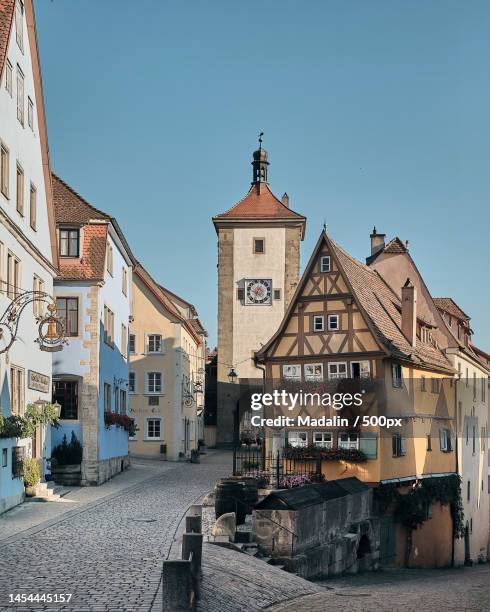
(182, 532, 204, 568)
(185, 514, 202, 533)
(161, 559, 194, 611)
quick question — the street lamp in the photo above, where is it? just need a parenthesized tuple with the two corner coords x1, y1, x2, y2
(228, 367, 237, 384)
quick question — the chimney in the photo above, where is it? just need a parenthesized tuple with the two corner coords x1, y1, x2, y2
(401, 278, 417, 347)
(282, 192, 289, 208)
(370, 226, 386, 255)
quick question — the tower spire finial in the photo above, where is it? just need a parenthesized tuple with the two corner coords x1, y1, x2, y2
(252, 133, 269, 184)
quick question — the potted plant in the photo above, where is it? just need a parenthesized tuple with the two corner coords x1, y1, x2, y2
(22, 457, 41, 497)
(190, 448, 200, 464)
(51, 432, 83, 486)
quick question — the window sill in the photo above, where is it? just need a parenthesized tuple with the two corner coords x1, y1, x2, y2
(144, 438, 163, 442)
(144, 393, 164, 397)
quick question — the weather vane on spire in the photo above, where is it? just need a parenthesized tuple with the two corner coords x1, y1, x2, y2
(323, 218, 327, 232)
(258, 131, 264, 148)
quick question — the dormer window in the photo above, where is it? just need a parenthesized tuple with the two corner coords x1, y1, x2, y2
(320, 256, 331, 273)
(59, 229, 79, 257)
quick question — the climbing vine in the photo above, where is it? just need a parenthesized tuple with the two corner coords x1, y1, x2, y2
(375, 474, 464, 538)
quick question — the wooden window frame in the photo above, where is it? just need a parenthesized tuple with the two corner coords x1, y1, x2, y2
(287, 431, 308, 448)
(0, 142, 9, 198)
(313, 431, 333, 449)
(328, 362, 348, 380)
(338, 432, 359, 450)
(392, 433, 406, 457)
(59, 228, 80, 257)
(129, 372, 136, 394)
(304, 363, 323, 382)
(253, 237, 265, 254)
(129, 334, 136, 354)
(313, 315, 324, 332)
(52, 379, 79, 420)
(146, 371, 163, 395)
(56, 297, 79, 337)
(16, 162, 24, 215)
(320, 255, 331, 273)
(29, 183, 37, 230)
(27, 96, 34, 130)
(5, 60, 13, 96)
(147, 334, 163, 354)
(327, 314, 339, 331)
(15, 0, 24, 52)
(16, 65, 24, 126)
(146, 417, 162, 440)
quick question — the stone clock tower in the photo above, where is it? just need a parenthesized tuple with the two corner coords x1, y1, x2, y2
(212, 140, 306, 445)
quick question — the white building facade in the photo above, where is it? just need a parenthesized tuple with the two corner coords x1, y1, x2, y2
(0, 0, 58, 513)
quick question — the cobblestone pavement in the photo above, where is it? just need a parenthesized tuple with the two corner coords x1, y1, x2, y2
(198, 544, 323, 611)
(0, 452, 230, 611)
(268, 565, 490, 611)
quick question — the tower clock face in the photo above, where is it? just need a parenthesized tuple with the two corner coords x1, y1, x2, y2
(245, 279, 272, 305)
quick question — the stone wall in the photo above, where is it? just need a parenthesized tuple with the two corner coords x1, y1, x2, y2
(252, 489, 379, 579)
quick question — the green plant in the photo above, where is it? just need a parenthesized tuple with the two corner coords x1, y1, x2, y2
(374, 474, 464, 566)
(283, 445, 367, 463)
(51, 432, 83, 465)
(0, 403, 60, 439)
(242, 460, 260, 470)
(22, 457, 40, 487)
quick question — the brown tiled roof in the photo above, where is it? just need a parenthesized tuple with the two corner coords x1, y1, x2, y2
(213, 183, 306, 221)
(332, 239, 453, 372)
(52, 174, 111, 224)
(57, 224, 108, 281)
(257, 231, 453, 374)
(433, 298, 469, 322)
(134, 263, 203, 345)
(383, 237, 408, 254)
(0, 0, 14, 76)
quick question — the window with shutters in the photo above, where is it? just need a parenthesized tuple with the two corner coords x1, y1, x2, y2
(7, 252, 21, 299)
(27, 97, 34, 130)
(121, 323, 127, 358)
(106, 243, 113, 276)
(122, 267, 128, 295)
(5, 61, 13, 96)
(0, 143, 9, 198)
(10, 365, 25, 415)
(15, 0, 24, 51)
(16, 163, 23, 215)
(16, 66, 24, 125)
(29, 183, 37, 230)
(104, 305, 115, 346)
(32, 275, 44, 318)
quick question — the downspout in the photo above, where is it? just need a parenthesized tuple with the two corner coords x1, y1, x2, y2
(452, 374, 461, 567)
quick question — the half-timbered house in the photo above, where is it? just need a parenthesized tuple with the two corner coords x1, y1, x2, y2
(255, 229, 457, 567)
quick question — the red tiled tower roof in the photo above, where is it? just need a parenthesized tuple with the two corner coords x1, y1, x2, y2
(214, 183, 305, 221)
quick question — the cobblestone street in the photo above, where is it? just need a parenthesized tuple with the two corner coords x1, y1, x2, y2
(2, 452, 490, 612)
(0, 452, 230, 612)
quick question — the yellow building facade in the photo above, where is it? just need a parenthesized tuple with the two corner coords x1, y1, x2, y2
(128, 264, 206, 461)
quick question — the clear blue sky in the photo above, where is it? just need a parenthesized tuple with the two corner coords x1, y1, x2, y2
(35, 0, 490, 349)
